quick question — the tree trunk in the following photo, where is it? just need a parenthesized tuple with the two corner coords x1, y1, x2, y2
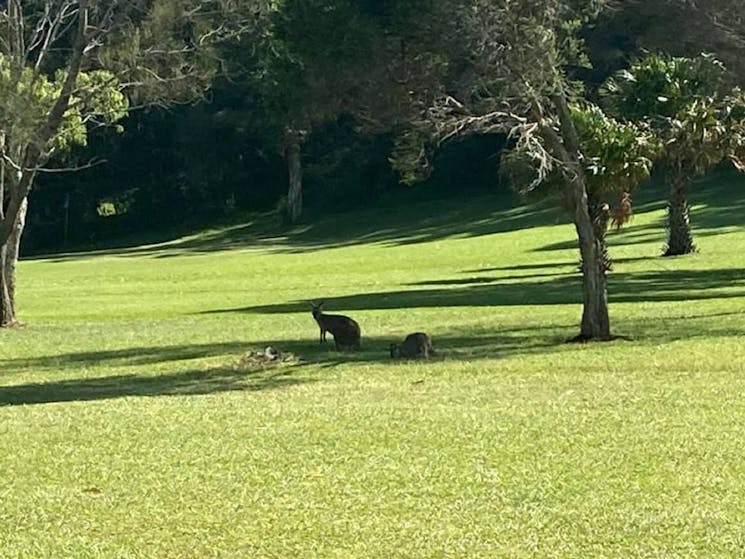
(0, 245, 15, 327)
(6, 198, 27, 305)
(0, 133, 12, 327)
(664, 171, 695, 256)
(564, 178, 611, 340)
(0, 198, 27, 327)
(286, 132, 303, 224)
(546, 92, 611, 340)
(575, 209, 611, 340)
(588, 195, 612, 272)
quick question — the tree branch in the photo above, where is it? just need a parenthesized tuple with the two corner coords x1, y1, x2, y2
(36, 158, 107, 173)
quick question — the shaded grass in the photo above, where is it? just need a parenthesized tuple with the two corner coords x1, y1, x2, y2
(0, 365, 307, 406)
(35, 187, 554, 261)
(3, 172, 745, 557)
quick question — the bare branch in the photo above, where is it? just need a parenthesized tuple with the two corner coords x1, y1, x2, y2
(32, 1, 80, 75)
(36, 158, 107, 173)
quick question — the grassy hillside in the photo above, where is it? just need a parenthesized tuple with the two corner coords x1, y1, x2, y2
(2, 173, 745, 557)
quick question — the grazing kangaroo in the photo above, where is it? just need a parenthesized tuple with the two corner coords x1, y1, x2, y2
(390, 332, 434, 359)
(311, 301, 361, 350)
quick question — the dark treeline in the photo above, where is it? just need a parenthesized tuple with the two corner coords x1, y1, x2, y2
(22, 7, 649, 255)
(27, 104, 504, 253)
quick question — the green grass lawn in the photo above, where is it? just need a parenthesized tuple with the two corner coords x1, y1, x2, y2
(3, 175, 745, 558)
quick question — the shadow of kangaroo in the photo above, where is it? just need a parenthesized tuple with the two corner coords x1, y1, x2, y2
(311, 301, 361, 350)
(390, 332, 434, 359)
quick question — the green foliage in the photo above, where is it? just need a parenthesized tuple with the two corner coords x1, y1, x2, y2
(380, 0, 619, 190)
(389, 129, 434, 186)
(74, 71, 130, 127)
(502, 103, 657, 207)
(256, 0, 452, 142)
(571, 103, 658, 194)
(602, 53, 745, 174)
(0, 56, 77, 151)
(0, 54, 128, 155)
(500, 142, 557, 197)
(603, 0, 745, 84)
(270, 0, 376, 64)
(602, 54, 729, 121)
(257, 0, 380, 129)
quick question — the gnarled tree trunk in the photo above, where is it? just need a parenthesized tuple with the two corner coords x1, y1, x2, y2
(664, 171, 695, 256)
(0, 137, 12, 327)
(6, 198, 27, 307)
(0, 168, 32, 329)
(569, 179, 611, 340)
(576, 220, 611, 339)
(548, 92, 611, 340)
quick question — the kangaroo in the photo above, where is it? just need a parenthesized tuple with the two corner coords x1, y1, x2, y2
(311, 301, 361, 350)
(390, 332, 434, 359)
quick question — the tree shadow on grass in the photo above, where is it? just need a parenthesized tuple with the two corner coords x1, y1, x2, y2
(462, 255, 654, 275)
(535, 219, 741, 254)
(28, 168, 745, 262)
(2, 341, 250, 372)
(0, 365, 308, 407)
(255, 310, 745, 370)
(34, 192, 558, 261)
(0, 330, 565, 406)
(266, 330, 569, 368)
(203, 266, 745, 316)
(5, 302, 745, 407)
(413, 270, 576, 285)
(535, 174, 745, 254)
(1, 326, 563, 377)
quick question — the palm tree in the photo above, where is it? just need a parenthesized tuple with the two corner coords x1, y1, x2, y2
(602, 54, 745, 256)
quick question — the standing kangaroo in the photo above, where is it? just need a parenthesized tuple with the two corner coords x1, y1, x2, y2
(390, 332, 434, 359)
(311, 301, 361, 350)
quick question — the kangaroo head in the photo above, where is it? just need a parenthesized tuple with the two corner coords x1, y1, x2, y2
(310, 300, 325, 319)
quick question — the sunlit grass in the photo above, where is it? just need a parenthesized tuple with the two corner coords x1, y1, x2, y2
(2, 175, 745, 557)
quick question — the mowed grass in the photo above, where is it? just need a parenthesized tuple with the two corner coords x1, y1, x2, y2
(3, 175, 745, 557)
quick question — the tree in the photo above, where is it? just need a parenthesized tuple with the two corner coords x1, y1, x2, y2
(0, 54, 128, 324)
(364, 0, 660, 340)
(250, 0, 383, 223)
(602, 54, 745, 256)
(0, 0, 259, 327)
